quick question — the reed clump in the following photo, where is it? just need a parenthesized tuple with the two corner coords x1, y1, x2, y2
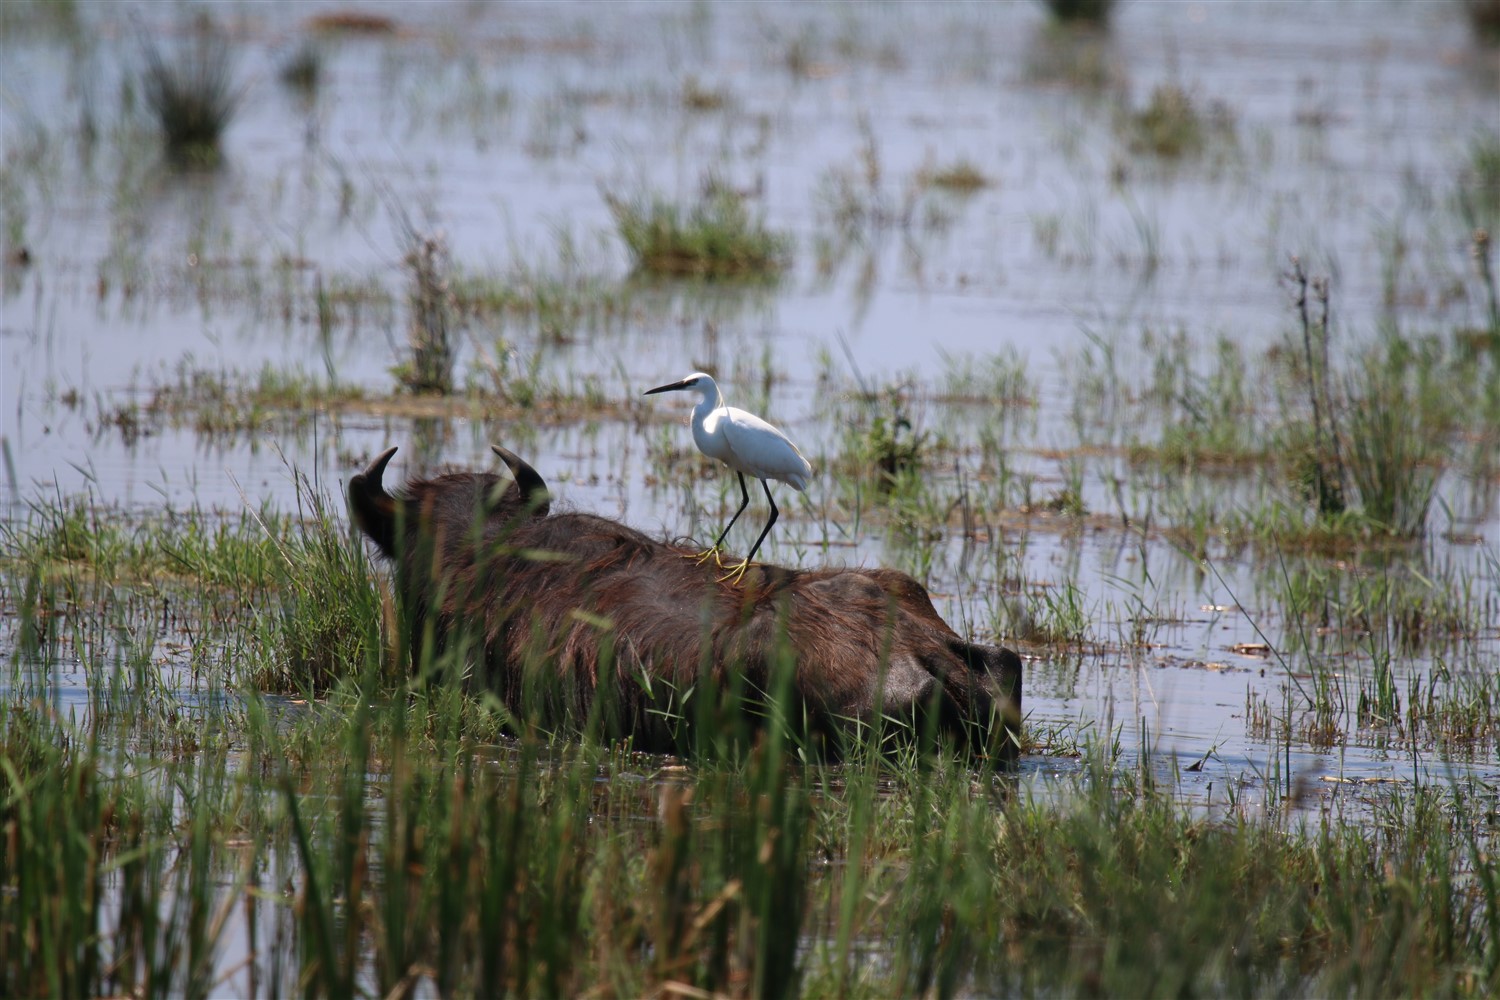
(140, 14, 242, 167)
(396, 232, 458, 395)
(919, 159, 991, 194)
(1038, 0, 1116, 26)
(607, 190, 790, 279)
(1463, 0, 1500, 44)
(1280, 261, 1451, 540)
(1123, 83, 1235, 160)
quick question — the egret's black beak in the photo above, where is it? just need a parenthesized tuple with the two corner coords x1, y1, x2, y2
(644, 377, 695, 395)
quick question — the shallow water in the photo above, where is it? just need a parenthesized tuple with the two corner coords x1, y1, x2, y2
(3, 0, 1499, 812)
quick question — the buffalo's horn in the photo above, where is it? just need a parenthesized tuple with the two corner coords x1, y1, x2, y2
(348, 446, 400, 557)
(491, 445, 551, 517)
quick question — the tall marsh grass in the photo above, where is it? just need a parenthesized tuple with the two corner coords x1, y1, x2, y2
(11, 676, 1498, 995)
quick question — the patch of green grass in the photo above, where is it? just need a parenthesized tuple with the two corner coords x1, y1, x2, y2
(0, 491, 299, 594)
(1109, 270, 1490, 550)
(0, 704, 239, 997)
(69, 352, 641, 442)
(2, 480, 381, 698)
(607, 190, 789, 279)
(1276, 267, 1462, 539)
(1402, 650, 1500, 751)
(938, 348, 1037, 486)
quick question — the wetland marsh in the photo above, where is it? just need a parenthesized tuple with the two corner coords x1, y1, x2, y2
(3, 0, 1500, 994)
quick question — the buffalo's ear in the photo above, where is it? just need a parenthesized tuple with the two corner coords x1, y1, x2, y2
(349, 447, 400, 557)
(491, 445, 551, 517)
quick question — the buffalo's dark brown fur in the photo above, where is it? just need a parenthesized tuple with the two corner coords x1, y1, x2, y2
(349, 445, 1022, 761)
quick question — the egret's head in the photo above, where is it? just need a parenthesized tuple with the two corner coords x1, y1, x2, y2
(643, 372, 716, 398)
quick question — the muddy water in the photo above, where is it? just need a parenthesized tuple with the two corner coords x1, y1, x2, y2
(3, 0, 1498, 806)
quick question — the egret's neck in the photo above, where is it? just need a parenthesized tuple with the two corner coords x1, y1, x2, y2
(693, 384, 722, 420)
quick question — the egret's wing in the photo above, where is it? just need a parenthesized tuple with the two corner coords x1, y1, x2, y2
(722, 407, 812, 486)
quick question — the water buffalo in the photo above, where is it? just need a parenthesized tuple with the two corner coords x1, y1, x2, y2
(348, 445, 1022, 763)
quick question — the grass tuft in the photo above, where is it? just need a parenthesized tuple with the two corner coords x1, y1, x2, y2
(395, 231, 458, 395)
(919, 159, 991, 194)
(140, 14, 242, 168)
(681, 77, 729, 112)
(278, 42, 322, 94)
(1038, 0, 1115, 25)
(1464, 0, 1500, 44)
(1280, 262, 1450, 538)
(607, 190, 789, 279)
(1122, 83, 1235, 159)
(1339, 354, 1444, 538)
(1457, 132, 1500, 233)
(254, 477, 385, 694)
(839, 383, 930, 490)
(307, 11, 397, 34)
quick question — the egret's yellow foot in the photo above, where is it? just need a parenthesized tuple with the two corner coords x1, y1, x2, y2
(717, 558, 751, 585)
(689, 546, 723, 567)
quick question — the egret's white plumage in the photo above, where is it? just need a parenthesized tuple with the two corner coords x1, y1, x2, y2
(644, 372, 812, 579)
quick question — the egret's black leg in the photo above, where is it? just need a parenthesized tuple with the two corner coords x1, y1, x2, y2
(710, 471, 752, 550)
(743, 478, 779, 565)
(694, 471, 751, 566)
(720, 480, 779, 584)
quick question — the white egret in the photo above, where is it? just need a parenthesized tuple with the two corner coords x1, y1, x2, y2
(644, 372, 812, 581)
